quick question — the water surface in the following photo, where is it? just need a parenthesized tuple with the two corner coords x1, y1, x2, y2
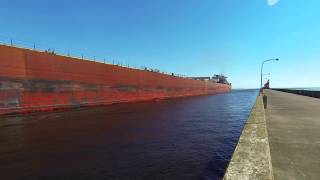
(289, 87, 320, 91)
(0, 89, 258, 179)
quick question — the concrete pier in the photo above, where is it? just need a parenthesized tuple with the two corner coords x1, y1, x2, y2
(265, 89, 320, 180)
(224, 96, 273, 179)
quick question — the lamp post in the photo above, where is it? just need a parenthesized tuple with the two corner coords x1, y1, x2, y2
(260, 58, 279, 89)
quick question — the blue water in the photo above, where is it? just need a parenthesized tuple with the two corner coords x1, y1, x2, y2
(289, 87, 320, 91)
(0, 89, 258, 180)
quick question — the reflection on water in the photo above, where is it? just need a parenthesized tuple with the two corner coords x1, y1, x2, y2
(0, 89, 258, 180)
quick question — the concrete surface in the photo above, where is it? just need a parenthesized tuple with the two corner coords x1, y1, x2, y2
(265, 89, 320, 180)
(224, 96, 273, 180)
(273, 89, 320, 99)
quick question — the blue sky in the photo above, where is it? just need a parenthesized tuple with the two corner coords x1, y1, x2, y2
(0, 0, 319, 89)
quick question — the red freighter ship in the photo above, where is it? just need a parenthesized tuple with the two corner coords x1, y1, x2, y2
(0, 45, 231, 115)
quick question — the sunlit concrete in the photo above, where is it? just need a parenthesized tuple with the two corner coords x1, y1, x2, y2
(224, 96, 273, 180)
(265, 89, 320, 180)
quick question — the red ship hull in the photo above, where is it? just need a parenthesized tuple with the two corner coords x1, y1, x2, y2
(0, 45, 231, 115)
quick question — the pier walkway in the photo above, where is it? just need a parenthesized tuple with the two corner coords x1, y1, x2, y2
(265, 89, 320, 180)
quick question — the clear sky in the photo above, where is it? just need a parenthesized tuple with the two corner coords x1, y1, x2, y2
(0, 0, 319, 89)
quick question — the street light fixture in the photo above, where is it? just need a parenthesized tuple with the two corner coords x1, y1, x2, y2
(260, 58, 279, 89)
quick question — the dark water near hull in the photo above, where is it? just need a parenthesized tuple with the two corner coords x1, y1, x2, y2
(0, 90, 258, 180)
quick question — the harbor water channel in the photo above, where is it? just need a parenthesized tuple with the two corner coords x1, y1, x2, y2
(0, 89, 258, 179)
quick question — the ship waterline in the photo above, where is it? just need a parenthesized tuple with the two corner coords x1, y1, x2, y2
(0, 45, 231, 115)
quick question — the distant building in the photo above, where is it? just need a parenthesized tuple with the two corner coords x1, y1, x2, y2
(263, 80, 270, 89)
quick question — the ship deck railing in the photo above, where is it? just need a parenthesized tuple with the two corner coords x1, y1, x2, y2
(0, 37, 191, 79)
